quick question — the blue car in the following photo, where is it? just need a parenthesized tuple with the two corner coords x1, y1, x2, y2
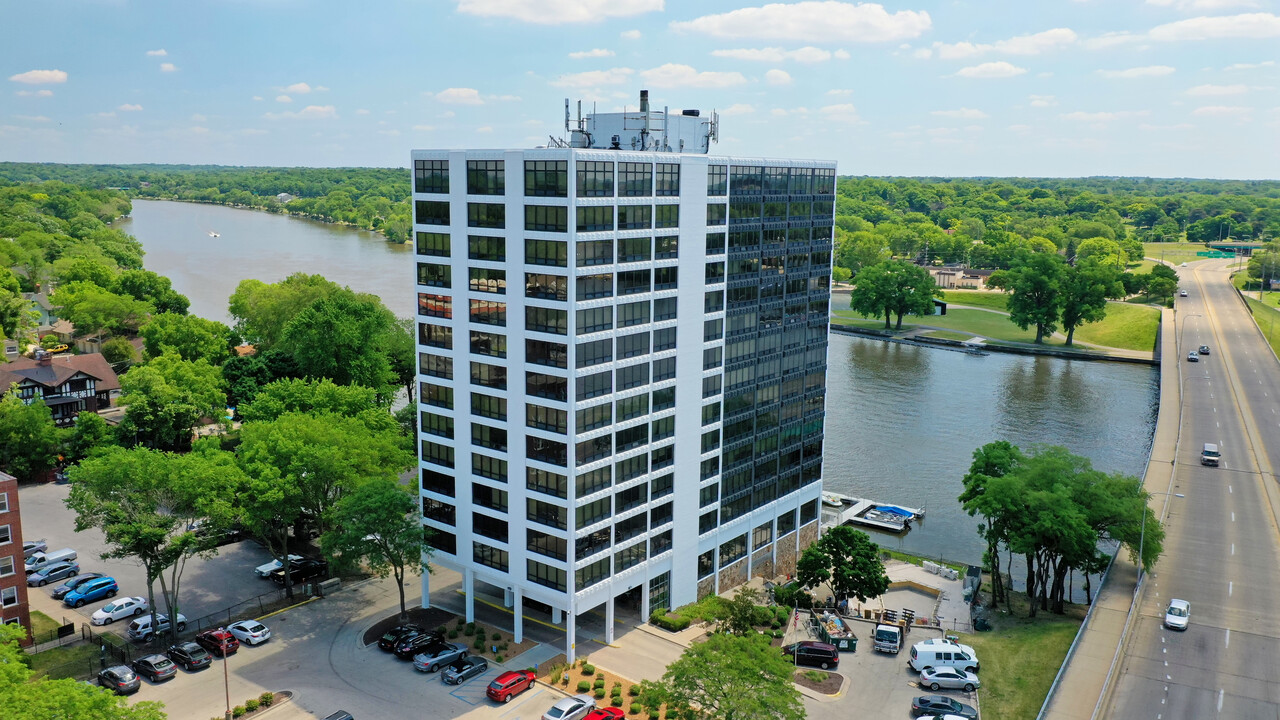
(63, 576, 118, 608)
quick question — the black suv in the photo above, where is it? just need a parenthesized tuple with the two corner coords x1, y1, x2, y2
(377, 624, 424, 652)
(269, 558, 328, 585)
(393, 629, 445, 660)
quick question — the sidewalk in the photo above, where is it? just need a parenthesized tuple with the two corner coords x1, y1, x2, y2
(1042, 307, 1180, 720)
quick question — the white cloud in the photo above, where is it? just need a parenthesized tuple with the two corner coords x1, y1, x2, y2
(160, 63, 178, 72)
(1008, 124, 1032, 134)
(1029, 94, 1058, 107)
(15, 89, 54, 97)
(1061, 110, 1149, 122)
(477, 126, 493, 133)
(1098, 65, 1177, 78)
(440, 111, 456, 118)
(955, 61, 1027, 78)
(550, 67, 635, 88)
(639, 63, 746, 88)
(1191, 105, 1251, 115)
(145, 49, 167, 57)
(912, 48, 932, 59)
(252, 96, 264, 101)
(487, 94, 521, 101)
(356, 108, 371, 115)
(1187, 83, 1249, 95)
(413, 124, 436, 131)
(826, 88, 853, 96)
(191, 113, 207, 122)
(670, 1, 932, 43)
(765, 69, 793, 85)
(276, 95, 293, 103)
(9, 69, 68, 84)
(1149, 13, 1280, 41)
(14, 115, 51, 122)
(241, 128, 268, 135)
(711, 46, 835, 63)
(189, 126, 209, 134)
(1224, 60, 1275, 70)
(378, 129, 401, 136)
(620, 29, 641, 39)
(455, 0, 663, 24)
(1147, 0, 1260, 10)
(264, 105, 338, 120)
(1138, 122, 1196, 130)
(820, 102, 862, 123)
(932, 28, 1077, 59)
(720, 103, 756, 116)
(931, 107, 988, 119)
(1083, 32, 1144, 50)
(569, 48, 615, 59)
(117, 103, 143, 111)
(435, 87, 485, 104)
(284, 82, 312, 94)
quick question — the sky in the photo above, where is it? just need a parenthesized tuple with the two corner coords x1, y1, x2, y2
(2, 0, 1279, 179)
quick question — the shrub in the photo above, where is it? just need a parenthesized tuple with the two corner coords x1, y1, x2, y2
(649, 611, 692, 632)
(495, 655, 504, 663)
(465, 622, 476, 636)
(613, 681, 622, 690)
(595, 689, 606, 699)
(770, 621, 781, 630)
(492, 633, 501, 642)
(259, 692, 273, 707)
(629, 704, 641, 715)
(611, 697, 624, 707)
(804, 670, 826, 682)
(582, 663, 595, 675)
(474, 639, 485, 651)
(629, 685, 641, 697)
(245, 699, 260, 712)
(578, 681, 592, 692)
(551, 670, 563, 685)
(437, 626, 447, 634)
(449, 629, 459, 639)
(773, 630, 785, 639)
(232, 707, 246, 719)
(593, 678, 605, 689)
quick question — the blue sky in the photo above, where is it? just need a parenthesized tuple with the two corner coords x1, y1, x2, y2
(3, 1, 1278, 178)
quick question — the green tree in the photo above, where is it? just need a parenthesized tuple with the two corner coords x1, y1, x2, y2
(796, 525, 889, 603)
(228, 273, 341, 348)
(237, 377, 386, 424)
(277, 289, 400, 397)
(321, 477, 430, 621)
(0, 624, 168, 720)
(49, 281, 152, 337)
(114, 269, 189, 315)
(63, 411, 115, 463)
(118, 353, 226, 451)
(140, 312, 234, 364)
(640, 633, 804, 720)
(100, 336, 138, 366)
(849, 260, 942, 330)
(1058, 262, 1122, 346)
(958, 441, 1025, 609)
(0, 393, 62, 482)
(716, 586, 764, 637)
(990, 253, 1066, 343)
(1247, 251, 1280, 284)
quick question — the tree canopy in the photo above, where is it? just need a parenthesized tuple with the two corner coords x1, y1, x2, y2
(638, 633, 804, 720)
(848, 259, 942, 330)
(796, 525, 890, 603)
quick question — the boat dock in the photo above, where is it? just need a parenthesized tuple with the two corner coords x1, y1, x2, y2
(821, 492, 925, 534)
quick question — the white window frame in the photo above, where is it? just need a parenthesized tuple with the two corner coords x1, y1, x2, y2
(0, 525, 10, 545)
(0, 492, 8, 513)
(1, 617, 18, 626)
(1, 586, 17, 607)
(0, 555, 13, 577)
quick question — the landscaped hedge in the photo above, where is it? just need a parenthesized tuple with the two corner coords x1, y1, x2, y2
(649, 611, 692, 632)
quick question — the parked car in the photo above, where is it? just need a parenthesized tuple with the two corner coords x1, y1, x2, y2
(126, 612, 188, 642)
(91, 596, 149, 626)
(1164, 599, 1191, 630)
(377, 623, 424, 652)
(911, 695, 979, 719)
(132, 654, 178, 683)
(541, 694, 596, 720)
(268, 558, 328, 585)
(227, 620, 272, 646)
(47, 343, 70, 353)
(52, 572, 104, 600)
(919, 666, 981, 692)
(321, 713, 354, 720)
(254, 554, 304, 578)
(26, 548, 77, 574)
(166, 641, 213, 671)
(1187, 351, 1199, 362)
(1179, 289, 1188, 297)
(780, 640, 840, 669)
(413, 642, 468, 672)
(23, 539, 47, 558)
(97, 665, 141, 695)
(63, 577, 118, 608)
(583, 709, 626, 720)
(392, 629, 445, 660)
(1199, 345, 1210, 355)
(441, 656, 489, 685)
(195, 628, 240, 656)
(27, 560, 79, 587)
(487, 669, 537, 703)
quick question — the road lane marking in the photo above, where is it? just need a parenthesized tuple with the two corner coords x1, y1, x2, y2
(1225, 629, 1230, 648)
(1229, 485, 1232, 493)
(1231, 543, 1235, 555)
(1229, 581, 1233, 596)
(1218, 689, 1224, 713)
(1232, 512, 1235, 522)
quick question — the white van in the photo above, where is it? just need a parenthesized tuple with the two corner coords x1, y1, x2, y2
(25, 548, 77, 574)
(1200, 443, 1220, 467)
(126, 612, 188, 642)
(908, 638, 980, 673)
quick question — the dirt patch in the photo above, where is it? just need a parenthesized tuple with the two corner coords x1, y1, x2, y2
(361, 609, 539, 665)
(793, 669, 842, 695)
(539, 659, 667, 717)
(361, 607, 458, 646)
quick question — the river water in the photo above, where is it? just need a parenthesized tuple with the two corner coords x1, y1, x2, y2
(120, 199, 1160, 567)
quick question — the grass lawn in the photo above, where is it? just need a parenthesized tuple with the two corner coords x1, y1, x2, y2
(914, 309, 1041, 344)
(1128, 259, 1157, 274)
(1243, 296, 1280, 358)
(830, 312, 913, 332)
(1143, 242, 1206, 266)
(959, 592, 1084, 720)
(1073, 302, 1160, 352)
(28, 632, 129, 680)
(940, 290, 1009, 312)
(28, 610, 61, 640)
(923, 330, 977, 342)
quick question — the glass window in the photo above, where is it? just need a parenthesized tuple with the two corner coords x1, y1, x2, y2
(527, 436, 568, 466)
(616, 453, 648, 483)
(577, 239, 613, 266)
(469, 268, 506, 294)
(619, 163, 653, 197)
(706, 232, 726, 255)
(655, 235, 678, 259)
(763, 167, 789, 194)
(652, 386, 675, 411)
(576, 402, 612, 432)
(527, 339, 568, 368)
(470, 393, 507, 421)
(419, 352, 452, 379)
(652, 356, 676, 381)
(525, 205, 569, 232)
(705, 261, 725, 284)
(527, 529, 567, 561)
(577, 273, 613, 300)
(467, 202, 505, 229)
(422, 497, 455, 525)
(789, 167, 814, 195)
(800, 498, 819, 524)
(617, 362, 649, 391)
(525, 160, 568, 197)
(616, 424, 648, 453)
(576, 556, 611, 590)
(618, 205, 652, 230)
(651, 472, 674, 500)
(414, 159, 448, 193)
(577, 467, 611, 496)
(526, 372, 568, 402)
(417, 263, 450, 288)
(472, 453, 508, 482)
(576, 161, 615, 197)
(615, 541, 647, 572)
(528, 559, 567, 591)
(707, 165, 727, 196)
(420, 411, 453, 439)
(730, 166, 763, 195)
(418, 323, 452, 349)
(470, 361, 506, 390)
(618, 269, 651, 295)
(703, 374, 723, 399)
(653, 327, 676, 352)
(473, 542, 509, 572)
(576, 306, 613, 335)
(416, 231, 450, 256)
(472, 483, 508, 512)
(577, 435, 612, 464)
(576, 497, 611, 528)
(577, 526, 611, 560)
(617, 331, 649, 359)
(576, 338, 613, 368)
(719, 533, 748, 565)
(576, 205, 614, 232)
(423, 469, 454, 498)
(729, 198, 761, 222)
(618, 236, 650, 263)
(655, 204, 678, 229)
(525, 238, 568, 266)
(421, 440, 454, 468)
(526, 404, 567, 434)
(524, 273, 567, 301)
(576, 370, 612, 401)
(469, 330, 506, 358)
(525, 307, 568, 335)
(706, 204, 727, 226)
(472, 423, 508, 452)
(469, 299, 506, 327)
(468, 235, 505, 261)
(528, 498, 568, 530)
(616, 394, 649, 422)
(653, 297, 676, 321)
(617, 300, 650, 328)
(527, 467, 568, 499)
(418, 293, 451, 319)
(650, 530, 673, 557)
(421, 382, 453, 409)
(655, 163, 680, 196)
(654, 267, 677, 291)
(704, 318, 723, 342)
(466, 160, 505, 195)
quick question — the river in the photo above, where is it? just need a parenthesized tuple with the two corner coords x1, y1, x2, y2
(120, 199, 1160, 567)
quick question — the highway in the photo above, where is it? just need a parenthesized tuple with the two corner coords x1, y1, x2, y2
(1107, 258, 1280, 719)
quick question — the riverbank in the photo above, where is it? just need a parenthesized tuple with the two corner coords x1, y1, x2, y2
(129, 196, 410, 245)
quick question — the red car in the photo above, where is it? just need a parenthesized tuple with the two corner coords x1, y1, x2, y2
(195, 628, 240, 657)
(486, 669, 537, 703)
(584, 710, 625, 720)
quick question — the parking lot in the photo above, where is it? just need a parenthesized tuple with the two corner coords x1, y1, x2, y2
(22, 481, 284, 630)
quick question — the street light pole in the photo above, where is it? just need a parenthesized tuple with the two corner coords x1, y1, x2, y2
(222, 635, 231, 720)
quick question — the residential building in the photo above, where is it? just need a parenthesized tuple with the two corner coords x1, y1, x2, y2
(0, 472, 32, 645)
(413, 93, 834, 661)
(0, 351, 120, 426)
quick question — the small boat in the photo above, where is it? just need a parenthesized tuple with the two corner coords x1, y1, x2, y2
(208, 231, 220, 237)
(822, 492, 845, 508)
(821, 492, 925, 534)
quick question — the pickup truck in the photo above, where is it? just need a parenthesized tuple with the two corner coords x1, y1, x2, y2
(873, 623, 904, 653)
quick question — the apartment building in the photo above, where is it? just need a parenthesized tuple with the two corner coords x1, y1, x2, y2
(413, 94, 834, 660)
(0, 472, 32, 645)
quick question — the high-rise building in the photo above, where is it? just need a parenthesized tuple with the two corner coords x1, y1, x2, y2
(413, 93, 834, 660)
(0, 471, 33, 645)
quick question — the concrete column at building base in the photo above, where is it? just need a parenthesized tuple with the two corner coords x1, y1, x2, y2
(464, 569, 475, 623)
(513, 588, 523, 644)
(604, 598, 615, 644)
(503, 586, 513, 608)
(420, 571, 431, 609)
(566, 610, 577, 664)
(641, 581, 650, 622)
(552, 607, 562, 624)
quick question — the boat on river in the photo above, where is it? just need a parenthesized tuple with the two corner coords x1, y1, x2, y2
(208, 230, 220, 237)
(821, 492, 925, 533)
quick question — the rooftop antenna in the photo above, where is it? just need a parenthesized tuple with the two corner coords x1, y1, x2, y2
(639, 89, 650, 151)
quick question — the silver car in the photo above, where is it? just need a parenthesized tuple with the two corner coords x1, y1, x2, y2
(1164, 599, 1190, 630)
(27, 560, 80, 587)
(919, 666, 981, 692)
(412, 642, 468, 672)
(541, 694, 596, 720)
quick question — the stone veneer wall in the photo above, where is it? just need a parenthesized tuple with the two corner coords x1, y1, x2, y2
(775, 534, 798, 578)
(697, 576, 716, 600)
(750, 547, 774, 580)
(718, 558, 747, 590)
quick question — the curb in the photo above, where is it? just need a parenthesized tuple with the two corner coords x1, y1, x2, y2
(257, 597, 321, 621)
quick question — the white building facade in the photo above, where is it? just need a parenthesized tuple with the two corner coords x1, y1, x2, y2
(413, 117, 834, 660)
